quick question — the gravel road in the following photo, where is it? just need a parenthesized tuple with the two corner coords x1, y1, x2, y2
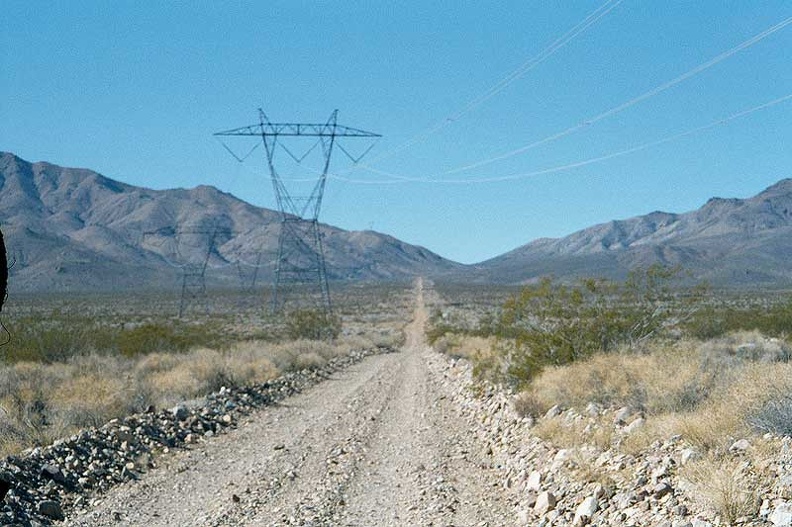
(64, 281, 511, 526)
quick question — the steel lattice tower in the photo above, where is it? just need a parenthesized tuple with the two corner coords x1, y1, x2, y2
(215, 110, 380, 314)
(143, 226, 229, 317)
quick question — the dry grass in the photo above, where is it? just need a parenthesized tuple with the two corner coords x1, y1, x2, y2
(433, 334, 492, 360)
(524, 332, 792, 455)
(681, 454, 763, 525)
(526, 340, 707, 415)
(0, 335, 374, 458)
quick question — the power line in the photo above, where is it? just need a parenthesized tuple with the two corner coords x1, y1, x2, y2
(435, 14, 792, 176)
(328, 92, 792, 185)
(361, 0, 624, 167)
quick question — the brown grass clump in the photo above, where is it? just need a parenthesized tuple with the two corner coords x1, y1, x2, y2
(681, 454, 763, 525)
(0, 334, 376, 458)
(52, 373, 132, 428)
(526, 340, 706, 414)
(433, 334, 492, 360)
(523, 332, 792, 455)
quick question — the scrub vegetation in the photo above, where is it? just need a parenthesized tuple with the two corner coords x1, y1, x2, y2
(0, 285, 409, 457)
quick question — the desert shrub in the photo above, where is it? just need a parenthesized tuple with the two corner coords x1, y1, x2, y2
(513, 391, 547, 418)
(686, 301, 792, 340)
(117, 323, 191, 357)
(749, 390, 792, 436)
(3, 314, 231, 363)
(486, 265, 701, 387)
(525, 340, 705, 414)
(522, 333, 792, 454)
(284, 309, 341, 341)
(3, 317, 112, 363)
(51, 373, 131, 428)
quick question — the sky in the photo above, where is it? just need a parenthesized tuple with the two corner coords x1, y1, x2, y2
(2, 1, 791, 264)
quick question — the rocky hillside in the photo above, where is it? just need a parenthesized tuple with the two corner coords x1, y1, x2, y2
(0, 152, 463, 292)
(476, 179, 792, 287)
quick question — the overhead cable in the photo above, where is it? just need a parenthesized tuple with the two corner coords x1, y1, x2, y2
(328, 92, 792, 185)
(361, 0, 624, 167)
(438, 15, 792, 176)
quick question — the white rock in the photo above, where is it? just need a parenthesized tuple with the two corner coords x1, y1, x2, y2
(623, 417, 645, 434)
(545, 405, 562, 419)
(730, 439, 751, 452)
(770, 503, 792, 527)
(585, 402, 601, 416)
(613, 406, 632, 425)
(680, 448, 700, 465)
(573, 496, 598, 525)
(534, 491, 557, 514)
(525, 470, 542, 492)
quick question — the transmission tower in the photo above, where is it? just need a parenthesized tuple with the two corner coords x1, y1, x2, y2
(143, 225, 230, 317)
(215, 110, 381, 314)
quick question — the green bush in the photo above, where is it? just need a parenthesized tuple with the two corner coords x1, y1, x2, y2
(117, 323, 191, 357)
(685, 301, 792, 340)
(487, 265, 703, 387)
(3, 314, 230, 363)
(284, 309, 341, 341)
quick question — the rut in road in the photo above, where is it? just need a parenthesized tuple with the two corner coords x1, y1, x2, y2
(66, 280, 512, 526)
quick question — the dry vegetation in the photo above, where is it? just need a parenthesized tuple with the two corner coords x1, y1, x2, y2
(0, 284, 412, 457)
(430, 272, 792, 524)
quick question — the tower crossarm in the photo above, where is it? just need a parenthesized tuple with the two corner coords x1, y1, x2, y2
(214, 123, 381, 138)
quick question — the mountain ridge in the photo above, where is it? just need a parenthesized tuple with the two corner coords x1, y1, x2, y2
(0, 152, 463, 292)
(475, 178, 792, 286)
(3, 151, 792, 290)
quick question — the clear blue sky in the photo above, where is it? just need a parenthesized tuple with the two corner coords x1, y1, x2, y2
(2, 1, 791, 264)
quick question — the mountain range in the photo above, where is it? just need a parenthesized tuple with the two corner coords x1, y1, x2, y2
(476, 179, 792, 287)
(1, 151, 791, 292)
(0, 152, 461, 292)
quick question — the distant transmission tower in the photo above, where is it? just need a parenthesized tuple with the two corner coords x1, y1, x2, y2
(144, 225, 230, 317)
(215, 110, 380, 314)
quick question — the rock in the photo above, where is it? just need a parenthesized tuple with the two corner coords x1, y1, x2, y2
(40, 464, 67, 485)
(534, 491, 557, 514)
(573, 496, 598, 525)
(525, 470, 542, 492)
(545, 405, 562, 419)
(523, 491, 538, 509)
(623, 417, 645, 434)
(730, 439, 751, 452)
(585, 402, 601, 417)
(171, 405, 189, 421)
(614, 406, 632, 425)
(37, 500, 64, 521)
(653, 482, 673, 499)
(770, 503, 792, 527)
(0, 471, 12, 501)
(680, 448, 700, 465)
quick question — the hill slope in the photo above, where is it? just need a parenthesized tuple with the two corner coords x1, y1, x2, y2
(0, 152, 463, 292)
(476, 179, 792, 287)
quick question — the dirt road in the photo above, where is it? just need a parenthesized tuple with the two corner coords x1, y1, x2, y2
(65, 280, 511, 526)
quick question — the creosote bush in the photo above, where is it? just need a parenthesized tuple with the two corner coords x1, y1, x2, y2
(284, 309, 342, 341)
(484, 265, 704, 387)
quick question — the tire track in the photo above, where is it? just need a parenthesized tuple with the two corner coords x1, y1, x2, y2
(64, 279, 512, 526)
